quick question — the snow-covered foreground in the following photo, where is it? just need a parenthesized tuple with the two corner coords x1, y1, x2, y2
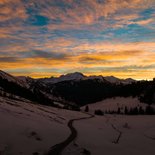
(76, 97, 155, 155)
(0, 97, 86, 155)
(0, 96, 155, 155)
(75, 115, 155, 155)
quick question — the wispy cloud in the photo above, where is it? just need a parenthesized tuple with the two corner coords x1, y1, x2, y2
(0, 0, 155, 79)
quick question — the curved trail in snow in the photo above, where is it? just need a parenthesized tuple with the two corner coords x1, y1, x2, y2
(46, 112, 94, 155)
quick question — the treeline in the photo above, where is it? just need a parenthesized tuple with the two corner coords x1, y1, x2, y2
(93, 105, 155, 116)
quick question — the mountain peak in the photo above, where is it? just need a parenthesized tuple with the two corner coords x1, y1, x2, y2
(0, 70, 19, 83)
(0, 70, 29, 87)
(60, 72, 84, 77)
(103, 76, 121, 83)
(59, 72, 85, 81)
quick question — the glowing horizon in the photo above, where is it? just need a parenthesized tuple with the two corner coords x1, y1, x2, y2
(0, 0, 155, 80)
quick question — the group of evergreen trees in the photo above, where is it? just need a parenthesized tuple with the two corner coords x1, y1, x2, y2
(105, 105, 155, 115)
(94, 109, 104, 115)
(85, 105, 155, 115)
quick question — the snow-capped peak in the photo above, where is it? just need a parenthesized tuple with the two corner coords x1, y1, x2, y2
(103, 76, 136, 84)
(38, 72, 85, 84)
(103, 76, 121, 83)
(59, 72, 85, 81)
(122, 78, 136, 84)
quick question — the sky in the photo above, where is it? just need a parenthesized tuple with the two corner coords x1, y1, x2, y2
(0, 0, 155, 79)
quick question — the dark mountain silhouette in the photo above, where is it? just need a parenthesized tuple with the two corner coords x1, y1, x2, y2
(0, 70, 54, 106)
(0, 70, 155, 107)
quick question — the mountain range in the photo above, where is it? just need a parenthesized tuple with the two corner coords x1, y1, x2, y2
(0, 70, 155, 109)
(37, 72, 136, 84)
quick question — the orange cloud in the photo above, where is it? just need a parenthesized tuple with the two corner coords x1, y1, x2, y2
(42, 0, 155, 26)
(0, 0, 27, 22)
(0, 0, 155, 79)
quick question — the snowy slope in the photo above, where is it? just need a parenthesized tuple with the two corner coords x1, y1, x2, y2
(63, 97, 155, 155)
(82, 97, 147, 113)
(59, 72, 85, 81)
(103, 76, 122, 83)
(103, 76, 136, 84)
(16, 76, 35, 88)
(122, 78, 136, 84)
(0, 70, 26, 87)
(0, 96, 86, 155)
(0, 96, 155, 155)
(75, 115, 155, 155)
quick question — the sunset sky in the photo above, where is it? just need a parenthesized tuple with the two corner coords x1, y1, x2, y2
(0, 0, 155, 79)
